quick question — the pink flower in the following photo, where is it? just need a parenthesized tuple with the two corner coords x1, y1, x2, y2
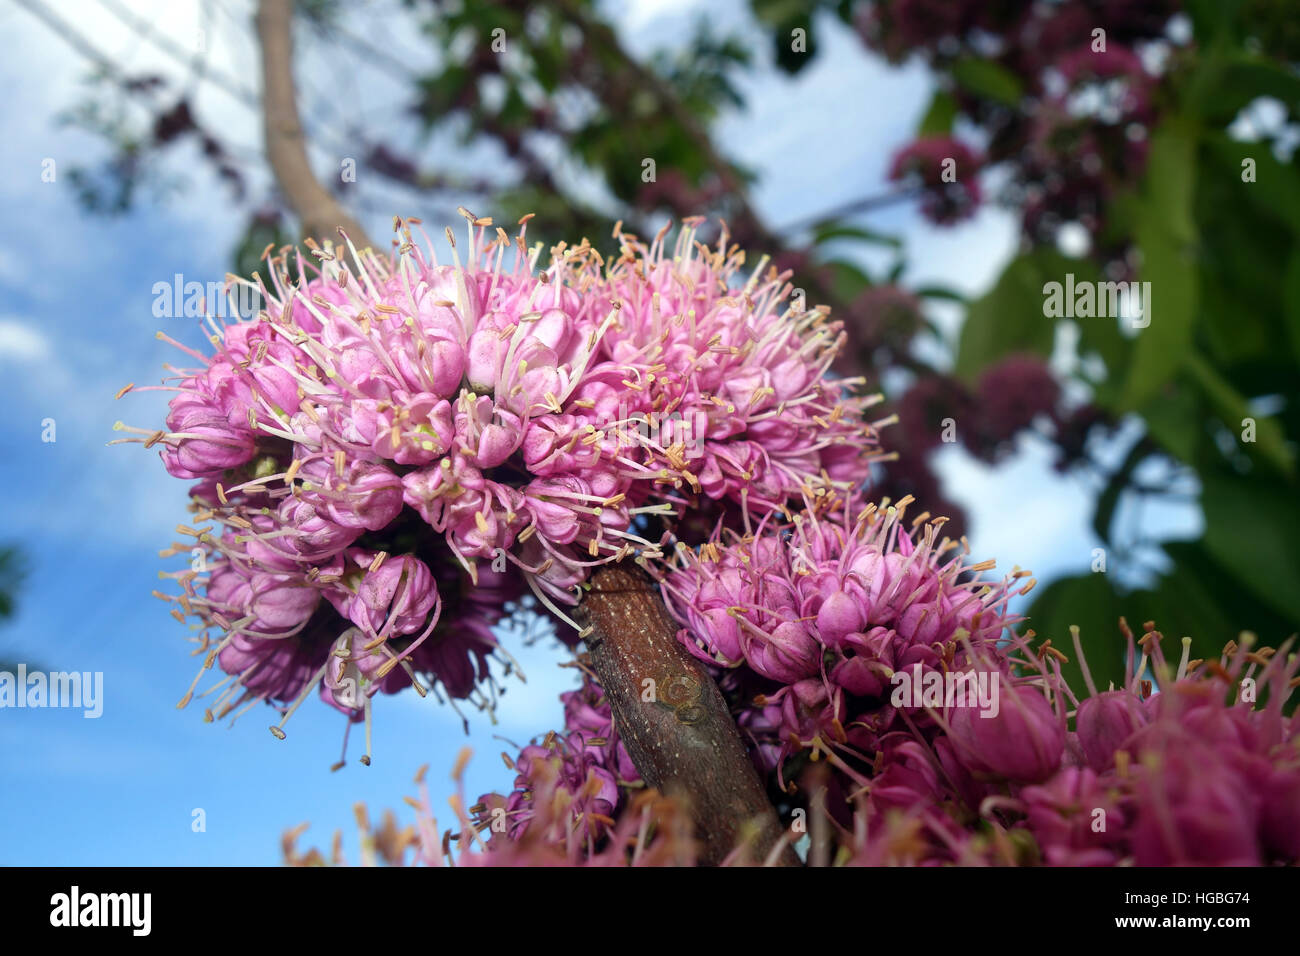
(159, 396, 256, 478)
(599, 222, 880, 510)
(1022, 766, 1126, 866)
(1127, 731, 1263, 866)
(948, 682, 1065, 783)
(1076, 689, 1148, 772)
(295, 456, 405, 532)
(325, 551, 439, 639)
(658, 491, 1024, 765)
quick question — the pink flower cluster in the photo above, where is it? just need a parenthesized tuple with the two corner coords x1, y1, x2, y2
(469, 492, 1299, 865)
(841, 625, 1300, 866)
(473, 671, 637, 846)
(652, 493, 1299, 866)
(473, 509, 1300, 868)
(283, 740, 696, 867)
(126, 215, 879, 753)
(658, 492, 1028, 776)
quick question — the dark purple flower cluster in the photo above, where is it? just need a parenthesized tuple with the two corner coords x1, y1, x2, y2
(839, 284, 927, 366)
(864, 0, 1182, 249)
(890, 354, 1061, 466)
(888, 136, 984, 225)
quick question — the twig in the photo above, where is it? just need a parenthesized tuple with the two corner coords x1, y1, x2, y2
(779, 185, 923, 234)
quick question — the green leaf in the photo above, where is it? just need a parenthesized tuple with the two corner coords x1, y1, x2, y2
(1198, 268, 1280, 368)
(954, 250, 1094, 383)
(1136, 382, 1201, 463)
(772, 13, 814, 74)
(811, 222, 903, 248)
(1181, 0, 1236, 46)
(1199, 470, 1300, 626)
(1204, 134, 1300, 228)
(1192, 139, 1296, 370)
(1147, 541, 1296, 653)
(748, 0, 820, 71)
(1194, 57, 1300, 124)
(1092, 438, 1147, 544)
(1284, 244, 1300, 370)
(1184, 352, 1294, 477)
(912, 284, 966, 303)
(1023, 573, 1133, 695)
(1145, 114, 1199, 238)
(950, 58, 1022, 106)
(821, 259, 873, 302)
(1122, 118, 1199, 409)
(749, 0, 815, 27)
(1074, 311, 1131, 408)
(917, 89, 958, 135)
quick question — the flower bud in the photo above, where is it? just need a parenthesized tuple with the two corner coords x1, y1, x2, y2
(1076, 689, 1148, 771)
(949, 683, 1064, 782)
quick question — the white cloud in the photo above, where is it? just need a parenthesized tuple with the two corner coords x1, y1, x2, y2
(0, 317, 51, 362)
(623, 0, 710, 34)
(932, 438, 1097, 586)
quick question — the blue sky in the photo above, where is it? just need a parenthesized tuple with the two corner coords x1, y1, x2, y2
(0, 0, 1192, 865)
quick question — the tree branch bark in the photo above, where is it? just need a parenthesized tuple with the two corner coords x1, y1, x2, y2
(577, 563, 800, 866)
(256, 0, 375, 249)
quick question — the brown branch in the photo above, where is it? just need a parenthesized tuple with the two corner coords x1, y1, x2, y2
(577, 563, 801, 866)
(255, 0, 374, 249)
